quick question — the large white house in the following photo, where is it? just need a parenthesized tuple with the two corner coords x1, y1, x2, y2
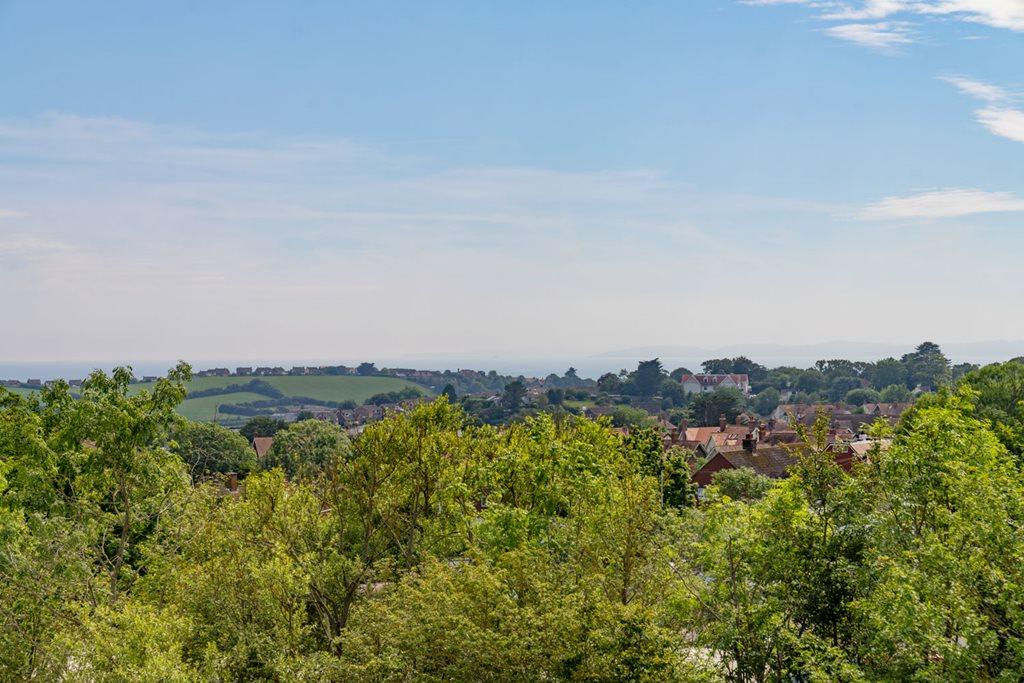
(678, 373, 750, 395)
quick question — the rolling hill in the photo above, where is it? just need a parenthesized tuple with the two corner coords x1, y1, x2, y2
(4, 376, 432, 425)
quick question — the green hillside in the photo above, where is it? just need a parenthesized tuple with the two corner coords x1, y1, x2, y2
(4, 375, 431, 424)
(3, 386, 43, 398)
(176, 392, 269, 422)
(130, 375, 428, 401)
(131, 375, 432, 423)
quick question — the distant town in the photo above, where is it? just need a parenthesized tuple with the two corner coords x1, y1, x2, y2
(4, 341, 979, 496)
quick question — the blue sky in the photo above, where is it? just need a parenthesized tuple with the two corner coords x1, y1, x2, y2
(1, 1, 1023, 363)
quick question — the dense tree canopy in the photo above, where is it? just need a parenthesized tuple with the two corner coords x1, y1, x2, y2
(4, 354, 1024, 680)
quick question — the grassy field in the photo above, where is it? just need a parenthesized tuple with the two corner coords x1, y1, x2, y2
(3, 386, 43, 398)
(5, 375, 432, 424)
(176, 392, 269, 422)
(129, 375, 429, 402)
(132, 375, 433, 423)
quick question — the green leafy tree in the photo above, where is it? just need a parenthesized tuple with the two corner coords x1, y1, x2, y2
(610, 406, 652, 429)
(878, 383, 912, 403)
(901, 341, 951, 390)
(659, 378, 687, 407)
(597, 372, 621, 394)
(634, 359, 665, 397)
(689, 387, 746, 426)
(795, 369, 826, 394)
(239, 415, 286, 441)
(827, 375, 861, 402)
(957, 360, 1024, 456)
(843, 387, 881, 406)
(501, 380, 527, 411)
(709, 467, 772, 501)
(952, 361, 979, 381)
(261, 419, 352, 479)
(169, 420, 256, 478)
(871, 357, 906, 390)
(669, 366, 693, 381)
(754, 387, 781, 416)
(855, 396, 1024, 679)
(546, 387, 565, 405)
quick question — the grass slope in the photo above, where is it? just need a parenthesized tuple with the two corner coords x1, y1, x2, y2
(6, 376, 432, 423)
(131, 375, 433, 422)
(177, 392, 270, 422)
(3, 386, 42, 398)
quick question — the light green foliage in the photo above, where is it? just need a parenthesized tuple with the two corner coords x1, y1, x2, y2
(708, 467, 772, 501)
(0, 365, 192, 677)
(169, 419, 256, 477)
(9, 363, 1024, 681)
(611, 405, 654, 428)
(957, 359, 1024, 456)
(261, 418, 352, 479)
(878, 383, 912, 403)
(855, 398, 1024, 679)
(53, 603, 198, 682)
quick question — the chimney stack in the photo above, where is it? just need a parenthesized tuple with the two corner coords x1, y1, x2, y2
(719, 413, 727, 432)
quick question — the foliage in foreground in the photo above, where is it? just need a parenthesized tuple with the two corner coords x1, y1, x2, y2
(4, 360, 1024, 681)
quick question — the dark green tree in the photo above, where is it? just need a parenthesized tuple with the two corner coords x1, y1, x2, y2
(634, 359, 665, 397)
(901, 341, 950, 390)
(871, 357, 906, 390)
(501, 380, 526, 411)
(754, 387, 781, 416)
(669, 367, 693, 381)
(689, 387, 746, 426)
(240, 415, 287, 441)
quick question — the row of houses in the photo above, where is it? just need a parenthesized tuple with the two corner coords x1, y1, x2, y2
(186, 365, 357, 379)
(680, 405, 907, 497)
(3, 378, 86, 388)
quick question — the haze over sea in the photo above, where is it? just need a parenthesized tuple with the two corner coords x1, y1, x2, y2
(5, 340, 1024, 382)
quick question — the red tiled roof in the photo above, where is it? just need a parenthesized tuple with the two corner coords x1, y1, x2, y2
(679, 373, 749, 387)
(719, 445, 802, 479)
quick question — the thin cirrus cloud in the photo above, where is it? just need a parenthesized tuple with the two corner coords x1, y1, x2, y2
(859, 188, 1024, 220)
(940, 75, 1024, 143)
(743, 0, 1024, 48)
(823, 21, 915, 50)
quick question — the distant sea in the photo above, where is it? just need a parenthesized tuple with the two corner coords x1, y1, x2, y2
(4, 340, 1023, 383)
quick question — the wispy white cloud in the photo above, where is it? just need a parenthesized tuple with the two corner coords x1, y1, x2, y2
(0, 210, 29, 218)
(824, 21, 915, 49)
(859, 188, 1024, 219)
(975, 106, 1024, 142)
(743, 0, 1024, 50)
(939, 75, 1024, 143)
(919, 0, 1024, 31)
(938, 75, 1010, 102)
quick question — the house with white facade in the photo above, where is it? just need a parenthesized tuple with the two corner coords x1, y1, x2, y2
(678, 373, 751, 395)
